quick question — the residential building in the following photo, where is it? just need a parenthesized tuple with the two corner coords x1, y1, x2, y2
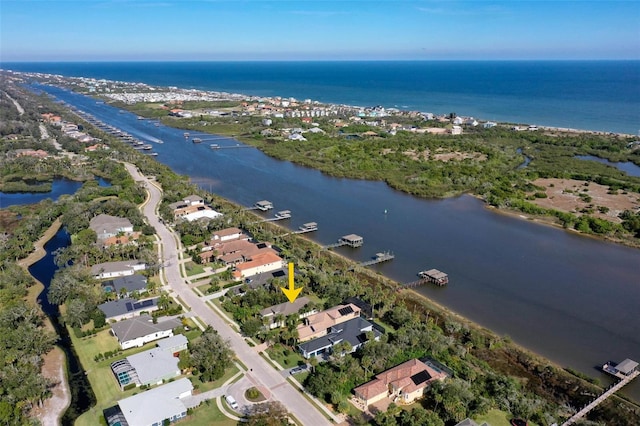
(298, 316, 382, 359)
(210, 227, 245, 243)
(455, 419, 491, 426)
(104, 378, 193, 426)
(102, 274, 148, 298)
(297, 303, 361, 342)
(259, 296, 315, 329)
(169, 195, 222, 221)
(110, 315, 181, 350)
(98, 297, 159, 321)
(111, 336, 186, 389)
(91, 260, 146, 280)
(156, 334, 188, 356)
(353, 358, 448, 407)
(232, 251, 285, 279)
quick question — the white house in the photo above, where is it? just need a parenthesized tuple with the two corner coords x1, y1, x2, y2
(450, 126, 463, 135)
(110, 315, 181, 350)
(107, 378, 193, 426)
(91, 260, 146, 280)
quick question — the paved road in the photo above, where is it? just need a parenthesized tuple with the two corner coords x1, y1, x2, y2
(124, 163, 333, 426)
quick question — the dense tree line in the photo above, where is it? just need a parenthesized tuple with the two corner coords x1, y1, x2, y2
(0, 263, 56, 425)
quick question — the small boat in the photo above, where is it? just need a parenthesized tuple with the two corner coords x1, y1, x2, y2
(137, 116, 144, 120)
(192, 138, 202, 143)
(184, 132, 190, 138)
(143, 144, 152, 150)
(210, 144, 219, 149)
(146, 152, 158, 156)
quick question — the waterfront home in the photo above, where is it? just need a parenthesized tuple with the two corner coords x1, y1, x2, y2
(102, 274, 148, 298)
(353, 358, 448, 407)
(110, 314, 181, 350)
(455, 419, 490, 426)
(91, 260, 146, 280)
(210, 227, 246, 243)
(298, 316, 382, 359)
(169, 195, 223, 222)
(297, 303, 361, 342)
(259, 296, 315, 329)
(104, 378, 193, 426)
(232, 250, 285, 279)
(111, 335, 186, 389)
(89, 214, 135, 243)
(483, 121, 497, 129)
(98, 297, 159, 322)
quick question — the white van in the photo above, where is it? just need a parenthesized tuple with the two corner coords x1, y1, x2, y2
(225, 395, 239, 410)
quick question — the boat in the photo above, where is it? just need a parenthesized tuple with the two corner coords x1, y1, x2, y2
(137, 116, 144, 120)
(142, 144, 153, 150)
(146, 152, 158, 156)
(192, 138, 202, 143)
(184, 132, 190, 138)
(210, 144, 220, 149)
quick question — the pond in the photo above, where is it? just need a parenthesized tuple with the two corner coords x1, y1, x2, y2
(0, 177, 111, 208)
(575, 155, 640, 177)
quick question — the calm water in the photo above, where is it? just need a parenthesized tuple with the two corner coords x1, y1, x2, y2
(576, 155, 640, 177)
(7, 61, 640, 134)
(0, 177, 110, 208)
(36, 85, 640, 401)
(28, 228, 95, 424)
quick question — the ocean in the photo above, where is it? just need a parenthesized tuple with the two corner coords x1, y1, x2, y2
(4, 60, 640, 134)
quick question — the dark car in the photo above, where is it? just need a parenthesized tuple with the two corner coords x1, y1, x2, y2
(510, 419, 527, 426)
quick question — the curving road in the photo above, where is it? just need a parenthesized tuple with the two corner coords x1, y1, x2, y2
(124, 163, 333, 426)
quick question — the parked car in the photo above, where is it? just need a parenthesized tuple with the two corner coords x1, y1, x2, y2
(290, 365, 308, 375)
(225, 395, 239, 410)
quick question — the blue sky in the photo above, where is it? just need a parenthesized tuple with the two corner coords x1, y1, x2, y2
(1, 0, 639, 61)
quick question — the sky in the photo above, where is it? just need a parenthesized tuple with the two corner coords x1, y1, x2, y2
(1, 0, 639, 62)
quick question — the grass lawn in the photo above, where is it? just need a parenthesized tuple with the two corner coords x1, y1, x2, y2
(197, 282, 214, 295)
(192, 364, 240, 393)
(178, 399, 237, 426)
(266, 343, 306, 369)
(184, 261, 206, 276)
(474, 409, 538, 426)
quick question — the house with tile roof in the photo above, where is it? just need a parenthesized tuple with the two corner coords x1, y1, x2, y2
(297, 303, 361, 342)
(353, 358, 448, 407)
(298, 316, 382, 359)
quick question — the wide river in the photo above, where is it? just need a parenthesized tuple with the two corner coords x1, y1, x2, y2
(37, 85, 640, 401)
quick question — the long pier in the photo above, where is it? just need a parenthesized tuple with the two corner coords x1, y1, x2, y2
(357, 251, 394, 267)
(325, 234, 364, 249)
(403, 269, 449, 288)
(561, 370, 639, 425)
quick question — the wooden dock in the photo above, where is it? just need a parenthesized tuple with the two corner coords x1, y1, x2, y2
(253, 210, 291, 224)
(295, 222, 318, 234)
(561, 369, 639, 425)
(325, 234, 364, 249)
(359, 251, 394, 267)
(402, 269, 449, 288)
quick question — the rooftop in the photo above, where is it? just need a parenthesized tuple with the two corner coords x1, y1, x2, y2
(298, 316, 381, 355)
(117, 378, 193, 426)
(260, 296, 311, 318)
(110, 315, 181, 343)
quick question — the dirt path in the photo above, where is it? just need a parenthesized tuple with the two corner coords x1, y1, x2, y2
(2, 90, 25, 115)
(30, 347, 71, 426)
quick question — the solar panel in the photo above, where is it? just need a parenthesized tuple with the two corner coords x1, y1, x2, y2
(338, 306, 354, 316)
(410, 370, 432, 385)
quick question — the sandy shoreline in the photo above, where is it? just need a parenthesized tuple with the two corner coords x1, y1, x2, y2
(18, 218, 72, 425)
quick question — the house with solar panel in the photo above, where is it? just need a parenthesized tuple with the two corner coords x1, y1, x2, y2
(296, 303, 362, 342)
(98, 297, 159, 322)
(353, 358, 449, 408)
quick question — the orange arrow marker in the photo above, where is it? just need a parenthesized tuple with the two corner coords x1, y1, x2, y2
(281, 262, 303, 303)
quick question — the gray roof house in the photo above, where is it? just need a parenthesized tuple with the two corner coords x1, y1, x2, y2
(102, 274, 148, 297)
(91, 260, 146, 280)
(89, 214, 134, 240)
(105, 377, 193, 426)
(111, 345, 182, 389)
(259, 296, 315, 329)
(157, 334, 188, 354)
(110, 315, 181, 350)
(298, 317, 382, 359)
(99, 297, 159, 322)
(455, 419, 490, 426)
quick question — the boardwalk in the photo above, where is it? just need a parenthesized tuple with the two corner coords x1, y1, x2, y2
(561, 370, 639, 426)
